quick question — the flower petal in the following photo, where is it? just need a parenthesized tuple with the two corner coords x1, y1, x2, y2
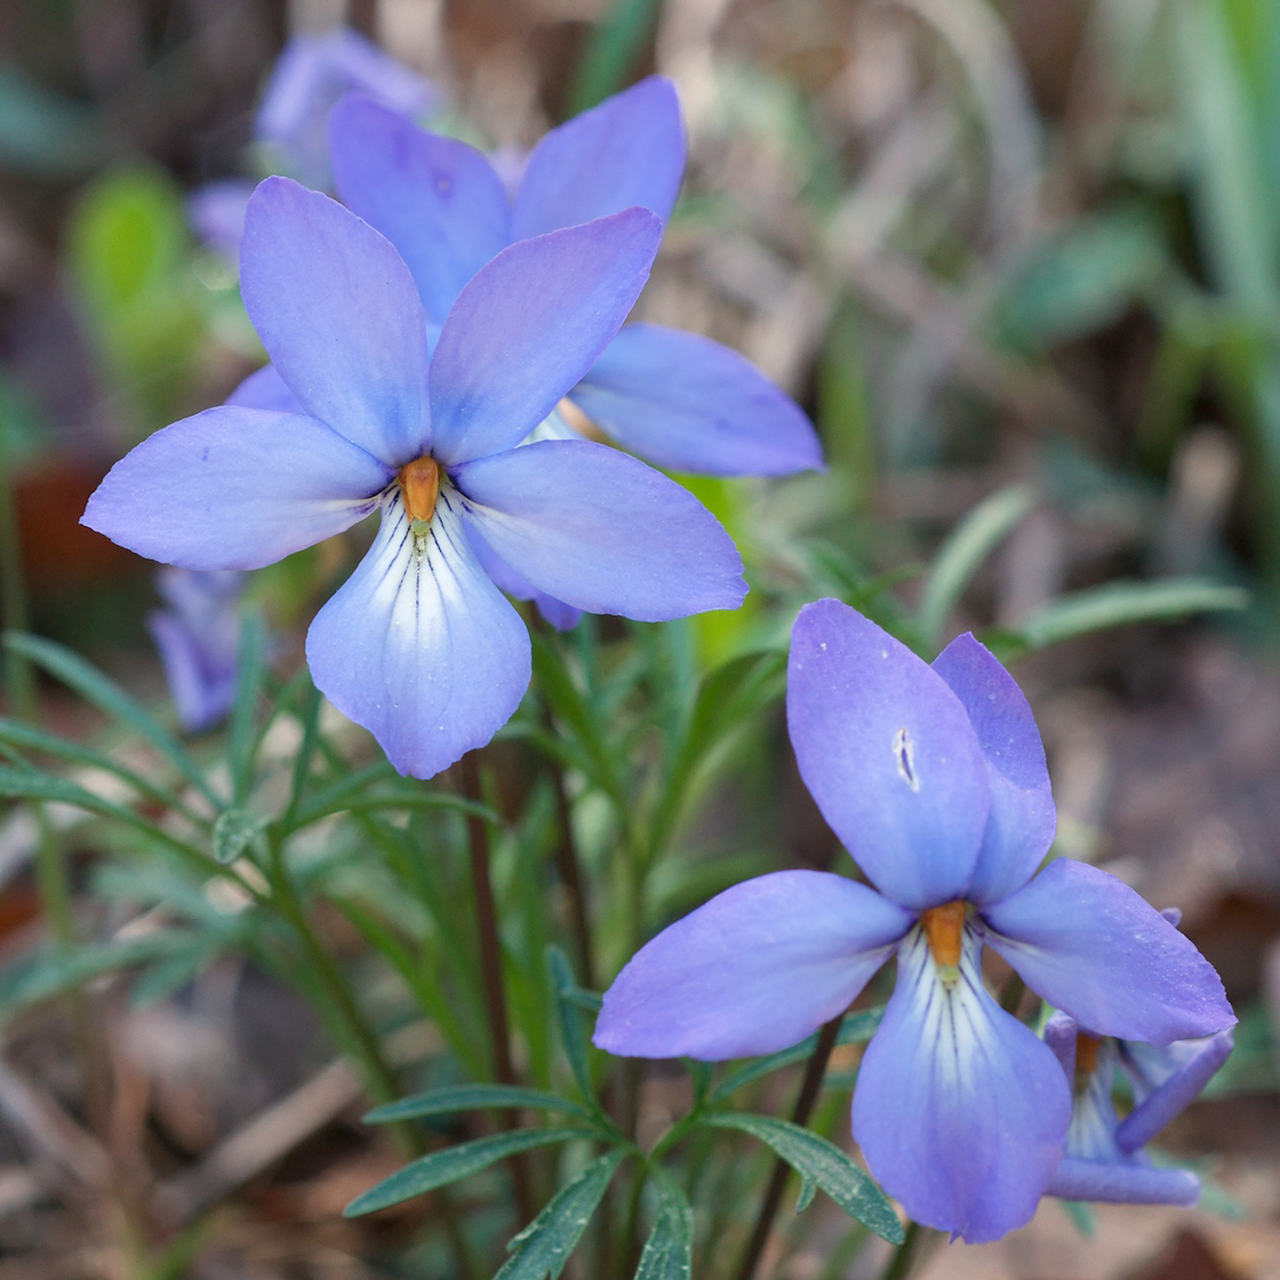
(81, 406, 391, 570)
(568, 324, 824, 476)
(852, 926, 1071, 1243)
(187, 179, 252, 261)
(239, 177, 431, 465)
(304, 486, 531, 779)
(511, 77, 684, 240)
(257, 29, 438, 188)
(982, 859, 1236, 1046)
(786, 600, 990, 909)
(330, 96, 512, 325)
(1116, 1029, 1233, 1153)
(594, 871, 911, 1059)
(1046, 1158, 1200, 1206)
(226, 364, 304, 413)
(931, 632, 1057, 904)
(465, 524, 584, 632)
(429, 210, 661, 466)
(455, 440, 746, 620)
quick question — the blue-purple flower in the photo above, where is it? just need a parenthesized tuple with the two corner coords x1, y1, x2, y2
(189, 27, 437, 257)
(593, 599, 1234, 1243)
(147, 567, 248, 732)
(324, 78, 823, 481)
(83, 178, 746, 778)
(1043, 975, 1234, 1205)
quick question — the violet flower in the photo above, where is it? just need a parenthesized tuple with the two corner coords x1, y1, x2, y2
(1043, 974, 1234, 1205)
(594, 599, 1234, 1243)
(189, 28, 437, 258)
(325, 78, 822, 481)
(83, 178, 745, 779)
(147, 567, 247, 732)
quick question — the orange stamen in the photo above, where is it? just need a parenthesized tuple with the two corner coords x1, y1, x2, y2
(1075, 1032, 1101, 1077)
(557, 397, 608, 443)
(398, 455, 441, 524)
(921, 900, 967, 970)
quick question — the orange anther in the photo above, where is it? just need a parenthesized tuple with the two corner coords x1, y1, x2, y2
(921, 900, 967, 970)
(398, 455, 441, 524)
(1075, 1032, 1101, 1077)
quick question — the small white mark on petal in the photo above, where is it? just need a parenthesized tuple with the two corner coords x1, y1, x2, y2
(893, 726, 920, 790)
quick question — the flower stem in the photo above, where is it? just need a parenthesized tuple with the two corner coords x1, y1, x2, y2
(734, 1013, 844, 1280)
(459, 752, 536, 1224)
(878, 1220, 924, 1280)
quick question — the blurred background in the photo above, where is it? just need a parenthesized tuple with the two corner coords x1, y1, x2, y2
(2, 0, 1280, 1276)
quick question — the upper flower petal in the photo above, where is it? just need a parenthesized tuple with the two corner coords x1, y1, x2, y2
(81, 406, 391, 570)
(329, 96, 512, 325)
(257, 28, 438, 188)
(304, 486, 531, 779)
(786, 600, 990, 909)
(982, 859, 1236, 1046)
(1116, 1029, 1233, 1153)
(931, 633, 1057, 905)
(593, 871, 912, 1059)
(455, 440, 746, 620)
(239, 177, 431, 466)
(853, 925, 1071, 1243)
(568, 324, 825, 476)
(428, 210, 661, 466)
(511, 77, 684, 240)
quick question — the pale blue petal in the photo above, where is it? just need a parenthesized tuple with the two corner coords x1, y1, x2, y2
(511, 77, 684, 240)
(931, 632, 1057, 904)
(187, 180, 252, 260)
(465, 523, 584, 631)
(239, 177, 430, 465)
(329, 96, 511, 325)
(594, 871, 911, 1059)
(1116, 1030, 1233, 1153)
(429, 210, 661, 466)
(1046, 1158, 1200, 1206)
(81, 407, 390, 570)
(455, 440, 746, 620)
(226, 364, 304, 413)
(983, 859, 1236, 1046)
(570, 324, 824, 475)
(786, 600, 990, 909)
(257, 29, 437, 187)
(305, 486, 531, 779)
(853, 925, 1071, 1243)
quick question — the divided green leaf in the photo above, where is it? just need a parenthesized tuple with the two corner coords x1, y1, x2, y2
(635, 1170, 693, 1280)
(701, 1113, 902, 1244)
(364, 1084, 591, 1125)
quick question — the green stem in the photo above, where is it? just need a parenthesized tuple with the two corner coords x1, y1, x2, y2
(879, 1221, 925, 1280)
(734, 1014, 844, 1280)
(459, 753, 536, 1224)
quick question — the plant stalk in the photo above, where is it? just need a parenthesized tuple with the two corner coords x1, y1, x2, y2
(734, 1014, 843, 1280)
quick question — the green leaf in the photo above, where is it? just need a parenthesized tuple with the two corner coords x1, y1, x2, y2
(635, 1170, 693, 1280)
(1011, 578, 1248, 652)
(364, 1084, 592, 1125)
(4, 633, 218, 807)
(652, 649, 786, 857)
(530, 630, 624, 807)
(496, 1148, 628, 1280)
(547, 947, 594, 1103)
(344, 1126, 595, 1217)
(1058, 1198, 1095, 1237)
(701, 1114, 902, 1244)
(711, 1008, 883, 1100)
(917, 484, 1034, 648)
(226, 613, 269, 805)
(211, 809, 266, 865)
(568, 0, 664, 114)
(0, 718, 192, 817)
(0, 63, 102, 175)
